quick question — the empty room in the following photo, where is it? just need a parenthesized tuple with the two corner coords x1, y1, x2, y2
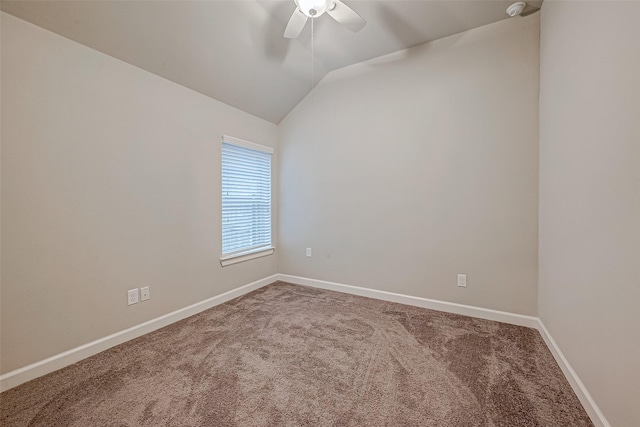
(0, 0, 638, 425)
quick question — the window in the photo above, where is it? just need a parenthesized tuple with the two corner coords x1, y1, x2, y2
(220, 135, 274, 266)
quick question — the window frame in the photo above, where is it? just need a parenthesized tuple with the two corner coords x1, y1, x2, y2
(220, 135, 274, 267)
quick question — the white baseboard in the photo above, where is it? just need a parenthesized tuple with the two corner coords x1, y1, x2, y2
(535, 320, 611, 427)
(0, 274, 278, 392)
(1, 272, 609, 427)
(277, 274, 540, 329)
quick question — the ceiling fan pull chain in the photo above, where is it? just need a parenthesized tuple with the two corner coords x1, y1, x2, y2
(311, 17, 315, 92)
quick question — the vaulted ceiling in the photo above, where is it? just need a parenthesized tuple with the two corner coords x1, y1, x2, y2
(1, 0, 541, 124)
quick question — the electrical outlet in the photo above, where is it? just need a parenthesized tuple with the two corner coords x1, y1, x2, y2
(140, 286, 150, 301)
(128, 288, 139, 305)
(457, 274, 467, 288)
(306, 248, 312, 257)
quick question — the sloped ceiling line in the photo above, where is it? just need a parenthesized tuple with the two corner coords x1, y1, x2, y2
(1, 0, 541, 124)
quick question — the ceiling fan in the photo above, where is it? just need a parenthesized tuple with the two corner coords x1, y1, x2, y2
(284, 0, 366, 39)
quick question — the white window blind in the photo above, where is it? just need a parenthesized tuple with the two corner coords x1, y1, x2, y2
(221, 136, 273, 258)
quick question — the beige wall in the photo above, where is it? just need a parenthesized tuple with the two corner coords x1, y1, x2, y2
(278, 15, 540, 315)
(538, 2, 640, 426)
(0, 13, 278, 374)
(3, 5, 638, 425)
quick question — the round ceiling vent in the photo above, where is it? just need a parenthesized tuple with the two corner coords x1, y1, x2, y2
(506, 2, 527, 17)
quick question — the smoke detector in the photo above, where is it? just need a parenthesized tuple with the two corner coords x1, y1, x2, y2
(506, 1, 526, 17)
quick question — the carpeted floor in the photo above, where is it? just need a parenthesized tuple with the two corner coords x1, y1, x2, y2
(1, 281, 593, 426)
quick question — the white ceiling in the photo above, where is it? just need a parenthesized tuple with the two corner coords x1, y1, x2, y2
(1, 0, 541, 124)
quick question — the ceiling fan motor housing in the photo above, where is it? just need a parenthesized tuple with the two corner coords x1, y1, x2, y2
(295, 0, 334, 18)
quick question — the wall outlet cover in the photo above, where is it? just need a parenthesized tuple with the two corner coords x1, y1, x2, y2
(457, 274, 467, 287)
(140, 286, 150, 301)
(128, 289, 139, 305)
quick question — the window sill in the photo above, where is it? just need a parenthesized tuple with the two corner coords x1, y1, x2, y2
(220, 247, 275, 267)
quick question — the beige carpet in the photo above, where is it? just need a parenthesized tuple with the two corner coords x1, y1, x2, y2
(1, 281, 593, 426)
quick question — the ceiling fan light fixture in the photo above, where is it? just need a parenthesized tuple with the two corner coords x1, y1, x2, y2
(285, 0, 366, 38)
(295, 0, 331, 18)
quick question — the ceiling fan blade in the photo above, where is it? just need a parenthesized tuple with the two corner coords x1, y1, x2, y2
(284, 8, 308, 39)
(326, 0, 366, 33)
